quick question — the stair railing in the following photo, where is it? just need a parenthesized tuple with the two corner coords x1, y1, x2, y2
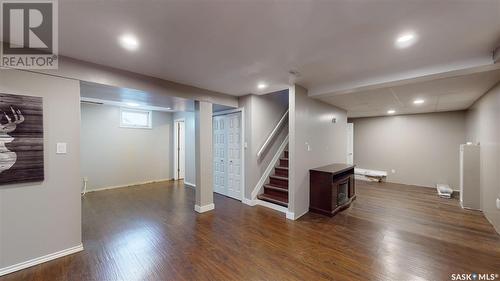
(256, 109, 289, 158)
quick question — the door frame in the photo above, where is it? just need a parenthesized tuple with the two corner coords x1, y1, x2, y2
(173, 118, 185, 180)
(212, 108, 245, 202)
(347, 122, 354, 165)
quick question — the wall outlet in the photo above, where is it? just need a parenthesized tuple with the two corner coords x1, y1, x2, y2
(391, 169, 396, 174)
(496, 198, 500, 210)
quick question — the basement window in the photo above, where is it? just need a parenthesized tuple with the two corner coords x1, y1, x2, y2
(120, 108, 152, 129)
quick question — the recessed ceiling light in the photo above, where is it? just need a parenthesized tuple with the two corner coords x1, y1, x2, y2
(387, 109, 396, 114)
(395, 31, 418, 49)
(126, 102, 139, 107)
(257, 82, 268, 90)
(166, 107, 172, 110)
(119, 34, 139, 51)
(413, 99, 425, 104)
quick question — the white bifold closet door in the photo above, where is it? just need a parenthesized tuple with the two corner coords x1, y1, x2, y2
(213, 116, 226, 196)
(212, 112, 242, 200)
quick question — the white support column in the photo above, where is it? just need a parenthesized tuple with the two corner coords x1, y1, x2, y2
(194, 100, 214, 213)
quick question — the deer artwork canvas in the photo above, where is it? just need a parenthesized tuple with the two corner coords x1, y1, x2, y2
(0, 93, 44, 185)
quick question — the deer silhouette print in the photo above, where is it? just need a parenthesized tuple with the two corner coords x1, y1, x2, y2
(0, 107, 25, 173)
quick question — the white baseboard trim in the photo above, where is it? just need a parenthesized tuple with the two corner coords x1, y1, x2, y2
(394, 181, 460, 192)
(0, 243, 84, 277)
(484, 213, 500, 235)
(184, 181, 196, 188)
(286, 211, 296, 220)
(242, 198, 257, 206)
(195, 203, 215, 213)
(84, 178, 173, 193)
(287, 208, 308, 221)
(245, 198, 295, 220)
(255, 199, 288, 214)
(357, 178, 460, 192)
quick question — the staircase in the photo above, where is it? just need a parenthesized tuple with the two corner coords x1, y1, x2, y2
(257, 149, 289, 207)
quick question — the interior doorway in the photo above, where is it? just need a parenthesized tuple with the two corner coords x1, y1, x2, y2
(174, 119, 185, 180)
(347, 123, 354, 165)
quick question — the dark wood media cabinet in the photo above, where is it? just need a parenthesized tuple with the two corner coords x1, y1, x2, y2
(309, 164, 356, 216)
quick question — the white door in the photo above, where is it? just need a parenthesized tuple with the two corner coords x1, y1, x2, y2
(213, 116, 226, 196)
(212, 112, 242, 200)
(347, 123, 354, 165)
(225, 113, 242, 200)
(174, 120, 185, 180)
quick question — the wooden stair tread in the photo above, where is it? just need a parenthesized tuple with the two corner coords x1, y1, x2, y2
(280, 158, 289, 161)
(269, 175, 288, 181)
(264, 184, 288, 192)
(257, 193, 288, 207)
(275, 166, 288, 170)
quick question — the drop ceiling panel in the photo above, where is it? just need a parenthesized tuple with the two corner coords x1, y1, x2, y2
(436, 101, 472, 112)
(322, 69, 500, 117)
(320, 88, 396, 111)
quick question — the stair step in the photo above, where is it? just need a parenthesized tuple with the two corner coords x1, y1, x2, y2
(264, 184, 288, 191)
(269, 175, 288, 187)
(270, 175, 288, 180)
(279, 158, 289, 167)
(257, 193, 288, 207)
(276, 165, 288, 169)
(275, 166, 288, 177)
(284, 150, 289, 158)
(264, 185, 288, 198)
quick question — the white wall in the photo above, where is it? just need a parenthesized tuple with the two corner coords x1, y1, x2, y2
(80, 103, 173, 190)
(350, 111, 466, 190)
(0, 70, 82, 271)
(465, 82, 500, 234)
(172, 111, 196, 186)
(289, 85, 347, 219)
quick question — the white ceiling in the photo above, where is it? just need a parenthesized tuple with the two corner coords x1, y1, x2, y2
(321, 68, 500, 118)
(59, 0, 500, 98)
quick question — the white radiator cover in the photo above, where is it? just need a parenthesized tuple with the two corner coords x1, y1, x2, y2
(355, 168, 387, 182)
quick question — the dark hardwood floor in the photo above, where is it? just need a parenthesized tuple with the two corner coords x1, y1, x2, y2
(2, 180, 499, 281)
